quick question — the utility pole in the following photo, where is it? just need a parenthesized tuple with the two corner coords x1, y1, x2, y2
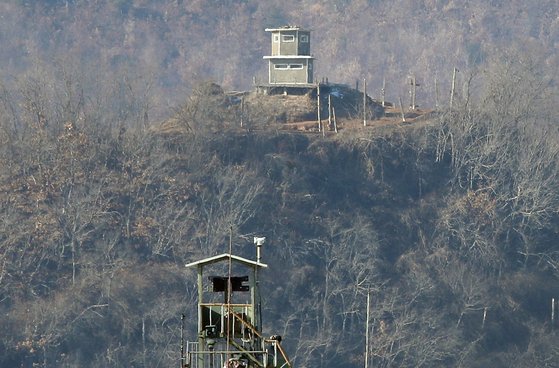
(411, 76, 415, 110)
(240, 95, 244, 127)
(435, 77, 439, 110)
(409, 75, 419, 110)
(450, 67, 458, 109)
(333, 107, 338, 133)
(552, 298, 556, 330)
(327, 94, 332, 136)
(180, 314, 185, 368)
(317, 84, 322, 132)
(381, 77, 386, 107)
(399, 97, 406, 123)
(363, 78, 367, 127)
(365, 289, 371, 368)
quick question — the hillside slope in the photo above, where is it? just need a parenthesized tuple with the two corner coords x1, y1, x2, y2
(2, 53, 559, 368)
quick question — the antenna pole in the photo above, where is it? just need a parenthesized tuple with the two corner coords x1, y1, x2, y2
(226, 226, 233, 363)
(254, 236, 266, 333)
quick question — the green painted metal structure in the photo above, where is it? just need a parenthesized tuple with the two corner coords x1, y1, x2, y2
(182, 252, 291, 368)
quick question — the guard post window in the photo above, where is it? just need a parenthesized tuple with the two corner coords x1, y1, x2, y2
(282, 35, 295, 42)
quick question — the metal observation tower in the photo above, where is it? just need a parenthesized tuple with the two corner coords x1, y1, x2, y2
(181, 237, 291, 368)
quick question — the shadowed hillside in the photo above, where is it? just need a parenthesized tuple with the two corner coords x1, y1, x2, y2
(1, 51, 559, 367)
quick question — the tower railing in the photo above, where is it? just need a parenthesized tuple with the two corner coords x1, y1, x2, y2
(187, 308, 291, 368)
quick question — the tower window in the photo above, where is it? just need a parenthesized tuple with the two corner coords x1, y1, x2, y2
(274, 64, 289, 70)
(282, 35, 295, 42)
(289, 64, 304, 69)
(273, 34, 279, 42)
(300, 35, 309, 43)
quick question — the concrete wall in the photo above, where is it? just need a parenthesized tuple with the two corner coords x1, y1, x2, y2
(269, 59, 312, 84)
(271, 30, 310, 56)
(267, 28, 313, 84)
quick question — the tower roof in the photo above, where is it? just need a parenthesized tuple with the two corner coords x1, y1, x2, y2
(263, 55, 314, 59)
(265, 26, 308, 32)
(185, 253, 268, 269)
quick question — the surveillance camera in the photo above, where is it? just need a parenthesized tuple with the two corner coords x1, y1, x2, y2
(254, 237, 266, 246)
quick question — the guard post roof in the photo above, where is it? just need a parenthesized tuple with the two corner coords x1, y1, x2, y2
(265, 26, 307, 32)
(185, 253, 268, 269)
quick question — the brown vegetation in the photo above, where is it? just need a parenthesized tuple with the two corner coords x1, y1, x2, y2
(1, 53, 559, 368)
(1, 2, 559, 368)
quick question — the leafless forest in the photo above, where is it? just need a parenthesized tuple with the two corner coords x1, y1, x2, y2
(1, 1, 559, 367)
